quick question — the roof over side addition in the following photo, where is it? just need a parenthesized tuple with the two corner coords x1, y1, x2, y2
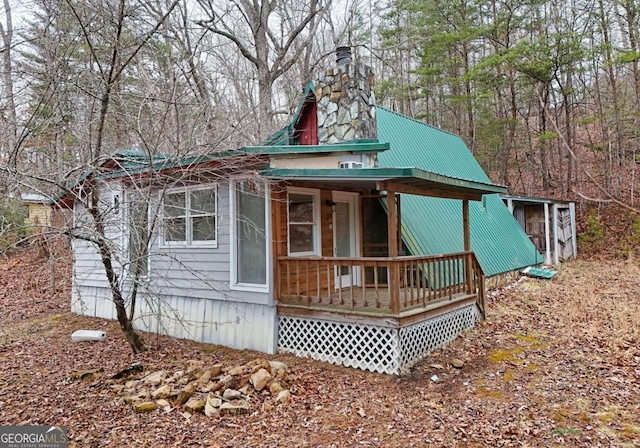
(376, 107, 542, 276)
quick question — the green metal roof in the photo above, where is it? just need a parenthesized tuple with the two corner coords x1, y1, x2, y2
(375, 107, 542, 276)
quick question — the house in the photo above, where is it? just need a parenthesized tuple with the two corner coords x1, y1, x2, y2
(21, 193, 52, 227)
(66, 48, 537, 374)
(502, 195, 577, 264)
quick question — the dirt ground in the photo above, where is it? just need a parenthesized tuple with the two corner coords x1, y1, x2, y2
(0, 245, 639, 447)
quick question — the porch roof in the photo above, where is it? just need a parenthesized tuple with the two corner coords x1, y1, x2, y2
(261, 167, 507, 201)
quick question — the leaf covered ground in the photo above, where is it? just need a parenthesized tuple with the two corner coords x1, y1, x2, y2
(0, 244, 639, 447)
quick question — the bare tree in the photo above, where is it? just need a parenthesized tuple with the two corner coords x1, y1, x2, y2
(195, 0, 326, 137)
(0, 0, 18, 167)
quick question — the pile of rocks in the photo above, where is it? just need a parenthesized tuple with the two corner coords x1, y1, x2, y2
(112, 358, 291, 417)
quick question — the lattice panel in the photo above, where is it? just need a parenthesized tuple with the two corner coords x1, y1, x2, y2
(398, 304, 480, 371)
(278, 317, 401, 374)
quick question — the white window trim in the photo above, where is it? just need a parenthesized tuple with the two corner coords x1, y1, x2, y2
(287, 187, 321, 257)
(229, 177, 271, 293)
(159, 184, 219, 249)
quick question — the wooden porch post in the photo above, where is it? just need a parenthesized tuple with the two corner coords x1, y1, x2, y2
(463, 200, 474, 296)
(387, 189, 400, 314)
(463, 200, 471, 252)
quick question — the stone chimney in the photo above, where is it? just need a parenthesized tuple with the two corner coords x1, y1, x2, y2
(314, 47, 376, 144)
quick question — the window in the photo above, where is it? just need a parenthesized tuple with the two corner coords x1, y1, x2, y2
(161, 186, 217, 247)
(288, 189, 320, 255)
(339, 161, 363, 169)
(231, 179, 268, 289)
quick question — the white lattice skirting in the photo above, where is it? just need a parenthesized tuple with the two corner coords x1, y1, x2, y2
(278, 304, 481, 375)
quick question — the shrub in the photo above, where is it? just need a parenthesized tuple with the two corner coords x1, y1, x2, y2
(0, 201, 29, 251)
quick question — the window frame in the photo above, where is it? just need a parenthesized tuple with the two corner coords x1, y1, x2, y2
(287, 187, 321, 257)
(159, 184, 218, 249)
(229, 177, 271, 293)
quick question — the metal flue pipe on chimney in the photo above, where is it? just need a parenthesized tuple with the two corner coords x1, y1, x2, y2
(336, 46, 353, 65)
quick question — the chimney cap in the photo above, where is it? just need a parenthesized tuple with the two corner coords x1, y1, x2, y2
(336, 46, 353, 65)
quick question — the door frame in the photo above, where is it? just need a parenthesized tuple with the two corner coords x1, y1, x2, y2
(332, 191, 361, 288)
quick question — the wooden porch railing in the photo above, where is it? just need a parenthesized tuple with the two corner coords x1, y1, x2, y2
(276, 251, 485, 316)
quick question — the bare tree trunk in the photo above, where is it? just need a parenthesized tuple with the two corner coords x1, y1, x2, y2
(0, 0, 17, 167)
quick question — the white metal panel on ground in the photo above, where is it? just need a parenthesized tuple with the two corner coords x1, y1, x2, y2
(71, 285, 277, 354)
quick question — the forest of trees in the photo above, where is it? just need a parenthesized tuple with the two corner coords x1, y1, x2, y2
(0, 0, 637, 352)
(0, 0, 639, 207)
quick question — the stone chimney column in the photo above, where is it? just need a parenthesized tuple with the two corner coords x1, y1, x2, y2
(314, 47, 376, 144)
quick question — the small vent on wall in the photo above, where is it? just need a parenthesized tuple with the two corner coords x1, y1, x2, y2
(339, 161, 364, 169)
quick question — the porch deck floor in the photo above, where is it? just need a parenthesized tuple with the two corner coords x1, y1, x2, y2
(279, 286, 473, 318)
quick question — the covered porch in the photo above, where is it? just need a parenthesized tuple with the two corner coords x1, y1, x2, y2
(265, 167, 506, 374)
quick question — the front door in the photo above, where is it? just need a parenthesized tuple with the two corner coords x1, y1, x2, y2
(333, 192, 360, 288)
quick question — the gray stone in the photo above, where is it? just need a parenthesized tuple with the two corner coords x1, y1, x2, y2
(451, 358, 465, 369)
(337, 107, 351, 125)
(250, 368, 272, 391)
(327, 134, 339, 144)
(317, 110, 326, 127)
(318, 127, 330, 143)
(124, 380, 139, 390)
(219, 400, 251, 415)
(209, 365, 223, 378)
(220, 375, 234, 384)
(142, 370, 166, 387)
(269, 381, 285, 395)
(343, 127, 356, 141)
(276, 390, 291, 403)
(349, 102, 360, 120)
(186, 360, 204, 375)
(151, 385, 172, 400)
(165, 371, 184, 383)
(197, 370, 212, 389)
(325, 112, 337, 127)
(184, 397, 205, 414)
(155, 399, 171, 408)
(334, 124, 352, 141)
(204, 396, 219, 417)
(124, 389, 150, 404)
(268, 361, 288, 372)
(326, 102, 338, 115)
(223, 388, 243, 400)
(174, 383, 195, 407)
(227, 365, 247, 376)
(133, 401, 158, 413)
(319, 95, 330, 107)
(208, 396, 223, 408)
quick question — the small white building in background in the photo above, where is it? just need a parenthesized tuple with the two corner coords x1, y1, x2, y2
(502, 195, 577, 265)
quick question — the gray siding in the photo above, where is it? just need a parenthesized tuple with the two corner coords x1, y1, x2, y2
(71, 179, 274, 352)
